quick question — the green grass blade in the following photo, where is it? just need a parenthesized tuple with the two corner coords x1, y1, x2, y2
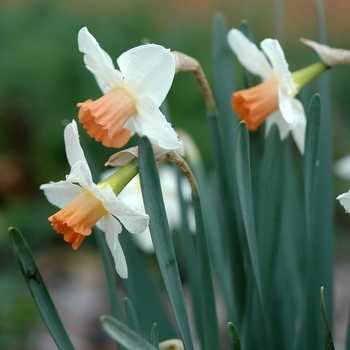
(138, 136, 194, 350)
(150, 323, 159, 348)
(228, 322, 242, 350)
(192, 190, 220, 349)
(320, 287, 335, 350)
(8, 227, 74, 350)
(124, 297, 140, 334)
(100, 315, 157, 350)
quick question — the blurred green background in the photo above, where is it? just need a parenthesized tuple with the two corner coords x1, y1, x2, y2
(1, 0, 350, 348)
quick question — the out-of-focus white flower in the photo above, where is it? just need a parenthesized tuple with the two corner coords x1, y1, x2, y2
(40, 120, 149, 278)
(334, 154, 350, 181)
(77, 27, 183, 154)
(301, 38, 350, 67)
(102, 164, 194, 253)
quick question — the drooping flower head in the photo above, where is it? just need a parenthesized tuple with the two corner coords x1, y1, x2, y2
(77, 27, 183, 154)
(227, 29, 328, 154)
(40, 120, 149, 278)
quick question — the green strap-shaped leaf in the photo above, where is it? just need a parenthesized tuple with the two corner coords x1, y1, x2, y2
(120, 232, 176, 340)
(235, 122, 263, 303)
(8, 227, 74, 350)
(176, 171, 204, 346)
(304, 94, 321, 231)
(150, 323, 159, 348)
(320, 287, 335, 350)
(235, 122, 268, 345)
(315, 0, 334, 321)
(192, 191, 220, 350)
(124, 297, 140, 334)
(138, 136, 194, 350)
(101, 315, 157, 350)
(303, 95, 324, 349)
(345, 307, 350, 350)
(256, 125, 283, 302)
(211, 13, 245, 326)
(228, 322, 242, 350)
(211, 12, 238, 146)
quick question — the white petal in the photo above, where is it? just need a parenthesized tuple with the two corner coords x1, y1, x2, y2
(132, 229, 155, 254)
(100, 215, 127, 278)
(334, 155, 350, 180)
(117, 44, 175, 107)
(78, 27, 123, 94)
(134, 96, 184, 154)
(265, 110, 290, 140)
(337, 190, 350, 213)
(66, 161, 94, 189)
(64, 120, 87, 167)
(291, 119, 306, 155)
(261, 39, 295, 92)
(40, 181, 83, 208)
(227, 28, 272, 80)
(278, 85, 306, 124)
(301, 38, 350, 67)
(104, 193, 149, 234)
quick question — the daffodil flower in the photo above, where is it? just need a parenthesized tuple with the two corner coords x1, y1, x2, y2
(40, 120, 149, 278)
(77, 27, 183, 154)
(227, 29, 327, 154)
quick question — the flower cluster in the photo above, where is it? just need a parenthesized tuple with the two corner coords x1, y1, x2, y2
(41, 27, 183, 278)
(41, 25, 350, 279)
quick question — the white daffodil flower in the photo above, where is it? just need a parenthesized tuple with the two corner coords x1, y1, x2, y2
(301, 38, 350, 67)
(40, 120, 149, 278)
(227, 28, 306, 154)
(77, 27, 183, 155)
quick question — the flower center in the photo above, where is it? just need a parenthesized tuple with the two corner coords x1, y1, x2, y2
(78, 86, 137, 148)
(48, 190, 107, 250)
(232, 79, 279, 131)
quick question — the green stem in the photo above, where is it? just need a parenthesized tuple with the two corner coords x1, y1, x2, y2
(292, 61, 330, 93)
(98, 158, 139, 194)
